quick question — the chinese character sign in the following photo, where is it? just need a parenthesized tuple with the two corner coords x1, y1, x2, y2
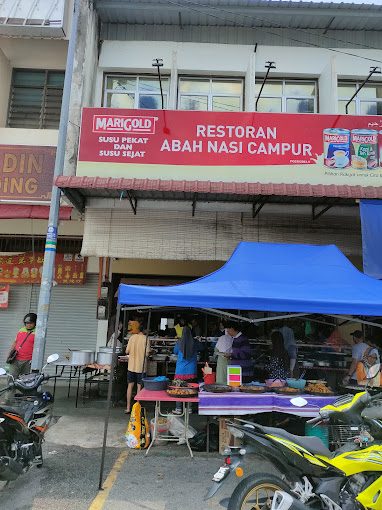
(0, 285, 9, 308)
(0, 253, 87, 285)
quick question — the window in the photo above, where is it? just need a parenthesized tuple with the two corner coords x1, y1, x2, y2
(255, 80, 317, 113)
(104, 75, 168, 109)
(8, 69, 65, 129)
(178, 78, 243, 112)
(338, 82, 382, 115)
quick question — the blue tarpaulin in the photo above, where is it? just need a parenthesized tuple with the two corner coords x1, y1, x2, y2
(360, 199, 382, 280)
(118, 242, 382, 315)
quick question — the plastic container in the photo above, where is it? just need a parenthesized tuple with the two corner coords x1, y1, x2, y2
(142, 377, 169, 391)
(150, 417, 170, 434)
(286, 378, 307, 390)
(305, 422, 329, 447)
(204, 373, 216, 385)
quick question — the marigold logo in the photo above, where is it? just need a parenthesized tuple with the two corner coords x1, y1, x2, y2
(93, 115, 158, 134)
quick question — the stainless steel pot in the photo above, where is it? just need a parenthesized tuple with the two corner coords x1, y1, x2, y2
(69, 350, 95, 365)
(96, 351, 113, 365)
(99, 346, 122, 354)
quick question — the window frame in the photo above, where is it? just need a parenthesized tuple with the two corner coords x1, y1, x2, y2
(177, 76, 244, 112)
(103, 74, 170, 109)
(254, 78, 318, 114)
(338, 81, 382, 115)
(7, 68, 65, 130)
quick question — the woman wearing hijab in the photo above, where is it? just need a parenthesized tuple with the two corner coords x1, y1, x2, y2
(172, 325, 200, 415)
(215, 333, 233, 384)
(356, 347, 382, 387)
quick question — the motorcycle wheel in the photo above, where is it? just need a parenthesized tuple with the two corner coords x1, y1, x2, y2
(227, 473, 291, 510)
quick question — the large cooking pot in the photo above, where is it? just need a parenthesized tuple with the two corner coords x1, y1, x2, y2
(69, 350, 95, 365)
(98, 346, 122, 354)
(96, 351, 114, 365)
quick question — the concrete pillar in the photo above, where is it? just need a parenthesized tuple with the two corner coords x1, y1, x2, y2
(96, 320, 109, 351)
(168, 50, 178, 110)
(245, 49, 256, 112)
(0, 48, 11, 127)
(318, 56, 338, 114)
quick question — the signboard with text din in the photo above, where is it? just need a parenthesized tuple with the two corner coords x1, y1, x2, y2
(77, 108, 382, 187)
(0, 253, 87, 285)
(0, 145, 56, 201)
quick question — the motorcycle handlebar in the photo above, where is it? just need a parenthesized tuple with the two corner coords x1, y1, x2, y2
(306, 416, 322, 425)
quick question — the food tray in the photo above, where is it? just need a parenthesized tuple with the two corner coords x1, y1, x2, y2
(274, 387, 304, 395)
(239, 385, 267, 393)
(166, 388, 198, 398)
(308, 390, 335, 396)
(203, 384, 233, 393)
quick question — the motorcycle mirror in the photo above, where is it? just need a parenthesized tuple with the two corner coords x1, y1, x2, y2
(290, 397, 308, 407)
(0, 368, 6, 376)
(46, 354, 59, 364)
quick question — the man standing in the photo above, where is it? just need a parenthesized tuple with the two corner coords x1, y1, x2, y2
(6, 313, 37, 402)
(343, 330, 371, 385)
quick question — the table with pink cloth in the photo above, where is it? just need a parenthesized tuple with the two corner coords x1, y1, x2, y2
(135, 388, 199, 457)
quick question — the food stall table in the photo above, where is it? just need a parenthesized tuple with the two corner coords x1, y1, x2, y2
(52, 360, 83, 408)
(198, 390, 337, 417)
(135, 388, 199, 458)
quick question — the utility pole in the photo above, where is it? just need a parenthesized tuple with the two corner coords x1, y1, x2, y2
(31, 0, 80, 370)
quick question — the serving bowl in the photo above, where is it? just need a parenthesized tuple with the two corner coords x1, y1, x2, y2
(265, 379, 286, 388)
(286, 378, 306, 390)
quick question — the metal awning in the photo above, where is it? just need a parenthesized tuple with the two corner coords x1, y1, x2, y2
(54, 175, 382, 215)
(93, 0, 382, 31)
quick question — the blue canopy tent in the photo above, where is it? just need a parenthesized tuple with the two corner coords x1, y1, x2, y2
(118, 242, 382, 316)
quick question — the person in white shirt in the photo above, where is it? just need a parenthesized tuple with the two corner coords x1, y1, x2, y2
(343, 330, 373, 385)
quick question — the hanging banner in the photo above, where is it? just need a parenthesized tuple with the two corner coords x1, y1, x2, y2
(0, 285, 9, 308)
(0, 145, 56, 201)
(78, 108, 382, 187)
(0, 253, 87, 285)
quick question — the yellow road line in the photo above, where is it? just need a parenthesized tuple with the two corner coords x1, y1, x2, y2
(88, 450, 129, 510)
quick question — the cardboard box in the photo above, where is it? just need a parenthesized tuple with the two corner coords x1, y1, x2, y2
(219, 417, 242, 453)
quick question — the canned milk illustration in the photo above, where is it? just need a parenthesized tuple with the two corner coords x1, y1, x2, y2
(323, 129, 351, 168)
(351, 129, 379, 170)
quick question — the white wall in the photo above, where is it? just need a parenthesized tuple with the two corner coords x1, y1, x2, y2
(0, 49, 11, 127)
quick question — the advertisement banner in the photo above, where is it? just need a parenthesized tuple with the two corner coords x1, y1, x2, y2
(0, 285, 9, 308)
(78, 108, 382, 187)
(0, 145, 56, 201)
(0, 253, 87, 285)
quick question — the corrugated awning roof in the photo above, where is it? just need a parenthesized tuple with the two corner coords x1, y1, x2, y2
(54, 175, 382, 213)
(94, 0, 382, 31)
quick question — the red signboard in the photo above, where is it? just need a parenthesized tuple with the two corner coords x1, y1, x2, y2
(0, 145, 56, 201)
(0, 253, 87, 285)
(0, 285, 9, 308)
(78, 108, 382, 187)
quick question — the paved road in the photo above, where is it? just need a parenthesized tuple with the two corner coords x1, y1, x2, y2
(0, 442, 273, 510)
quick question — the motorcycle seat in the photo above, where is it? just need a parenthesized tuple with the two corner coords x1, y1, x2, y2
(259, 425, 333, 459)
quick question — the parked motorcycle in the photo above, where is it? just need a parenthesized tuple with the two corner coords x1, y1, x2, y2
(205, 391, 382, 509)
(0, 354, 59, 481)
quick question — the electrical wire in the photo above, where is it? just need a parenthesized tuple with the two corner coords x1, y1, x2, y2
(164, 0, 382, 65)
(172, 0, 382, 52)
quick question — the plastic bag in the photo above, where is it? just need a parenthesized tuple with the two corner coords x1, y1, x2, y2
(168, 415, 197, 444)
(125, 402, 150, 449)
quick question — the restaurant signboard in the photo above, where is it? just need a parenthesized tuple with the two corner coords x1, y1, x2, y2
(0, 253, 86, 285)
(78, 108, 382, 187)
(0, 145, 56, 201)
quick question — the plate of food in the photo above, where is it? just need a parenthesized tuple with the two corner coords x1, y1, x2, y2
(203, 384, 233, 393)
(306, 382, 334, 395)
(265, 379, 286, 388)
(274, 387, 304, 395)
(166, 387, 198, 398)
(239, 384, 267, 393)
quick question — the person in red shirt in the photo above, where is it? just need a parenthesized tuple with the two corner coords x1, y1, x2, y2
(5, 313, 37, 402)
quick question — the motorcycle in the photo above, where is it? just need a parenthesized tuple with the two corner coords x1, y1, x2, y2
(205, 391, 382, 509)
(0, 353, 59, 481)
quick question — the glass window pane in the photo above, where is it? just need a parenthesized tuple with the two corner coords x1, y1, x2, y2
(255, 81, 282, 96)
(256, 97, 282, 113)
(47, 72, 65, 86)
(212, 96, 241, 112)
(179, 95, 208, 110)
(106, 76, 136, 91)
(12, 88, 43, 106)
(106, 92, 135, 108)
(338, 84, 356, 99)
(360, 101, 382, 115)
(139, 94, 167, 109)
(179, 79, 210, 93)
(338, 100, 356, 115)
(13, 70, 45, 86)
(359, 85, 382, 99)
(139, 78, 168, 93)
(285, 81, 315, 96)
(286, 98, 314, 113)
(211, 80, 242, 94)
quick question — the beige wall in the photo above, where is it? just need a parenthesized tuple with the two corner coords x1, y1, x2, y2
(0, 217, 84, 237)
(0, 49, 11, 127)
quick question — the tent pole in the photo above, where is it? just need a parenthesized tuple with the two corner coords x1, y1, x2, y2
(141, 310, 152, 376)
(98, 302, 121, 490)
